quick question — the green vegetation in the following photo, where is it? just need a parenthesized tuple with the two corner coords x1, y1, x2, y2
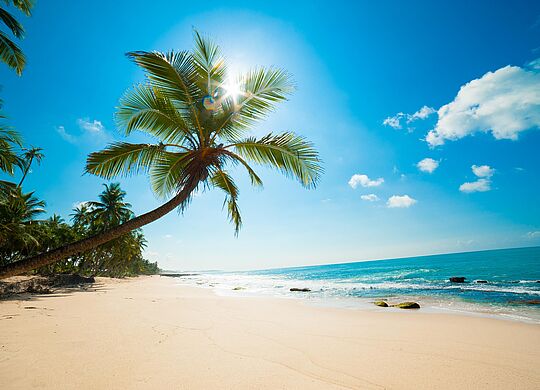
(0, 31, 322, 278)
(0, 115, 158, 277)
(0, 0, 34, 75)
(0, 171, 159, 277)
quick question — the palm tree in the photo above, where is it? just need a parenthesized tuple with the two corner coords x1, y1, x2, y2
(70, 202, 92, 228)
(0, 186, 45, 225)
(0, 31, 322, 278)
(0, 186, 45, 264)
(0, 0, 34, 75)
(87, 183, 134, 229)
(17, 146, 43, 187)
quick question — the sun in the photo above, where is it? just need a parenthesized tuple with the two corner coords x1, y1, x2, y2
(222, 78, 243, 102)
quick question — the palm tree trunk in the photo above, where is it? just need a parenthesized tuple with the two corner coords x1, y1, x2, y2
(0, 182, 197, 279)
(17, 157, 32, 188)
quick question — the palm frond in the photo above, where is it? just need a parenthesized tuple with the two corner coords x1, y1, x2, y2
(222, 149, 263, 188)
(0, 30, 24, 75)
(192, 30, 226, 94)
(0, 7, 24, 38)
(0, 126, 23, 146)
(85, 142, 166, 179)
(0, 179, 16, 191)
(149, 150, 193, 198)
(228, 132, 322, 188)
(126, 50, 200, 106)
(210, 67, 294, 142)
(210, 169, 241, 234)
(4, 0, 34, 16)
(210, 97, 245, 141)
(233, 67, 293, 128)
(116, 84, 196, 146)
(126, 50, 204, 141)
(0, 126, 22, 175)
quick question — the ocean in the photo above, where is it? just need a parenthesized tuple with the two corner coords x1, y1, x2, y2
(176, 246, 540, 323)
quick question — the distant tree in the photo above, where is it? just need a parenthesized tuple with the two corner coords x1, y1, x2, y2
(0, 186, 44, 264)
(17, 146, 43, 187)
(0, 0, 34, 75)
(70, 202, 92, 230)
(87, 183, 134, 229)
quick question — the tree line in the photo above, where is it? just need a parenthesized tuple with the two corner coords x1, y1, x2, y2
(0, 141, 160, 276)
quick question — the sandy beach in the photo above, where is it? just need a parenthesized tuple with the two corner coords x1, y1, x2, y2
(1, 276, 539, 389)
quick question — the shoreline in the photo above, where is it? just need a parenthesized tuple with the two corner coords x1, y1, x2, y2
(2, 275, 540, 389)
(173, 274, 540, 325)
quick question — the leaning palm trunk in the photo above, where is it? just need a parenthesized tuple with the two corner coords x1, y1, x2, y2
(0, 181, 196, 279)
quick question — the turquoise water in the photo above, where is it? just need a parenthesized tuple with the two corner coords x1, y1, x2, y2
(180, 247, 540, 322)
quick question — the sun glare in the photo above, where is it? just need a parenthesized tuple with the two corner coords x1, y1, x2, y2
(222, 79, 243, 102)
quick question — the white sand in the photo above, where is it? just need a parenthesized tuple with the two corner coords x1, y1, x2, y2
(1, 275, 539, 389)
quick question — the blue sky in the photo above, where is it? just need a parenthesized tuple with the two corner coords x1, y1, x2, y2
(1, 0, 539, 270)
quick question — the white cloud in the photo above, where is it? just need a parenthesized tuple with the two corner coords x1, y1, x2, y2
(383, 114, 404, 129)
(409, 105, 436, 122)
(526, 231, 540, 239)
(528, 58, 540, 70)
(417, 158, 439, 173)
(387, 195, 417, 208)
(348, 174, 384, 189)
(77, 118, 105, 133)
(361, 194, 380, 202)
(56, 118, 109, 144)
(471, 164, 494, 178)
(383, 106, 436, 130)
(426, 62, 540, 146)
(459, 164, 495, 193)
(164, 234, 173, 239)
(459, 178, 491, 193)
(56, 126, 76, 143)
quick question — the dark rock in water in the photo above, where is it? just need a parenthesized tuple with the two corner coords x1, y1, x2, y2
(160, 273, 198, 277)
(508, 299, 540, 305)
(449, 277, 466, 283)
(537, 281, 540, 283)
(290, 287, 311, 292)
(374, 300, 388, 307)
(475, 280, 488, 284)
(393, 302, 421, 309)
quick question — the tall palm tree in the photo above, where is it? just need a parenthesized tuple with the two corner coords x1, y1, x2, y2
(0, 31, 322, 278)
(0, 0, 34, 75)
(87, 183, 134, 229)
(70, 202, 92, 228)
(17, 146, 43, 187)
